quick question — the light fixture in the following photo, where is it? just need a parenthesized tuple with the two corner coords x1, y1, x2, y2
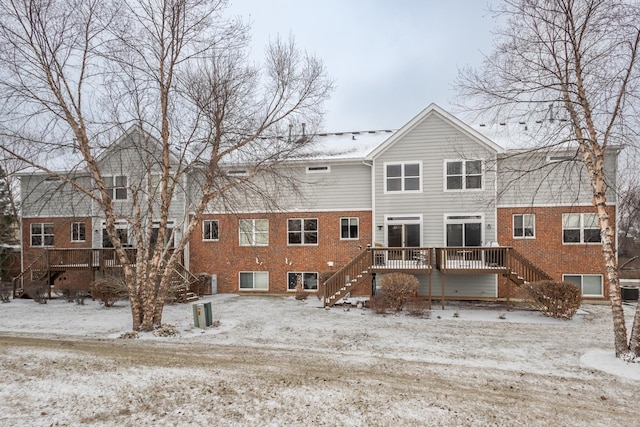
(377, 225, 383, 230)
(486, 223, 492, 229)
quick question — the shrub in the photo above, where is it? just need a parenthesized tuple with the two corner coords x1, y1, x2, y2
(90, 276, 128, 307)
(368, 293, 388, 315)
(523, 280, 581, 319)
(379, 273, 419, 312)
(405, 300, 431, 318)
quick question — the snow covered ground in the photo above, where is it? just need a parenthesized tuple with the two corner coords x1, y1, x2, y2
(1, 294, 639, 426)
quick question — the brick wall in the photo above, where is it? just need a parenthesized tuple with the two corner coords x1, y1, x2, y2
(188, 211, 373, 295)
(21, 217, 94, 290)
(497, 205, 615, 298)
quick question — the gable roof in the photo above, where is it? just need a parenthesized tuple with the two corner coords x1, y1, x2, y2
(365, 103, 505, 160)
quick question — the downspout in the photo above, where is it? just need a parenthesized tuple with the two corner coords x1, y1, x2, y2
(363, 159, 374, 245)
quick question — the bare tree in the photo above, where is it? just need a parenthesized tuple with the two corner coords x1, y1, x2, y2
(457, 0, 640, 358)
(0, 0, 332, 331)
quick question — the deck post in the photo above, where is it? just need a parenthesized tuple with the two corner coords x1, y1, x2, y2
(505, 248, 511, 311)
(428, 270, 432, 310)
(441, 272, 445, 310)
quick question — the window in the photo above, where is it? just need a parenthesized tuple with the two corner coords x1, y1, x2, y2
(287, 272, 319, 291)
(31, 223, 54, 247)
(288, 218, 318, 245)
(513, 214, 535, 238)
(150, 222, 174, 248)
(445, 160, 483, 190)
(306, 165, 330, 173)
(563, 274, 603, 297)
(239, 219, 269, 246)
(340, 217, 359, 240)
(102, 223, 129, 248)
(203, 220, 219, 241)
(239, 271, 269, 290)
(385, 162, 421, 192)
(71, 222, 86, 242)
(106, 175, 127, 200)
(445, 215, 482, 247)
(562, 213, 600, 243)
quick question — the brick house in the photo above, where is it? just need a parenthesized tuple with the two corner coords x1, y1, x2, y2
(14, 104, 619, 304)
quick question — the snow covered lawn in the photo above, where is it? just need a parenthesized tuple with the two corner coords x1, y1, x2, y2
(1, 295, 638, 426)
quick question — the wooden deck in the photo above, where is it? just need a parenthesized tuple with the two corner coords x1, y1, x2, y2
(323, 246, 552, 308)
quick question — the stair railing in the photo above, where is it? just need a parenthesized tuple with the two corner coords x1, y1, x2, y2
(323, 248, 372, 307)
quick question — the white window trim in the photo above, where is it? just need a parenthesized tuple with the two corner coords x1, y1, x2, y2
(383, 161, 423, 194)
(562, 213, 601, 245)
(443, 159, 484, 192)
(30, 222, 54, 247)
(239, 219, 269, 247)
(71, 222, 86, 242)
(239, 271, 269, 291)
(340, 217, 359, 240)
(443, 213, 484, 246)
(105, 175, 128, 200)
(563, 274, 604, 297)
(287, 271, 319, 292)
(287, 218, 319, 246)
(512, 214, 535, 239)
(202, 219, 219, 241)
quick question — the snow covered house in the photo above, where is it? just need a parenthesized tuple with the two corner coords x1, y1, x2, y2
(14, 104, 619, 305)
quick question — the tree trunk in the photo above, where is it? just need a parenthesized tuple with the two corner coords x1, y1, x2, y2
(587, 153, 630, 357)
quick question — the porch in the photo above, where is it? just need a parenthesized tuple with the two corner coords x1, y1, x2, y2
(13, 248, 198, 300)
(323, 246, 552, 308)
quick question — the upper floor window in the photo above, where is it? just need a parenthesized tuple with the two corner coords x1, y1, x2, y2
(306, 165, 330, 173)
(31, 223, 54, 247)
(105, 175, 127, 200)
(445, 160, 482, 190)
(562, 213, 600, 244)
(239, 219, 268, 246)
(340, 217, 359, 240)
(288, 218, 318, 245)
(385, 162, 421, 192)
(202, 220, 219, 241)
(513, 214, 535, 238)
(71, 222, 86, 242)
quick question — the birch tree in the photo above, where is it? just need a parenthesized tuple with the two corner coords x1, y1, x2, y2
(457, 0, 640, 358)
(0, 0, 332, 330)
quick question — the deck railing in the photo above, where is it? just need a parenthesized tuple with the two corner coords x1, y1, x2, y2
(323, 248, 372, 306)
(506, 247, 554, 284)
(369, 247, 432, 271)
(435, 247, 509, 272)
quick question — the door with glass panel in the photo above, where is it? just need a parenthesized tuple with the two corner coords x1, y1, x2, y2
(386, 217, 421, 261)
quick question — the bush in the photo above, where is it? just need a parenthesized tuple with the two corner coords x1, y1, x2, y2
(90, 276, 128, 307)
(379, 273, 419, 312)
(523, 280, 581, 319)
(405, 300, 431, 318)
(368, 293, 388, 314)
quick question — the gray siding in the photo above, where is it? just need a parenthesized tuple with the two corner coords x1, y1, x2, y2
(372, 113, 499, 247)
(21, 175, 93, 218)
(497, 150, 618, 206)
(195, 162, 372, 213)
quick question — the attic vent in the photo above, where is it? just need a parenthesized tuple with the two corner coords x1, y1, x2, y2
(548, 155, 574, 163)
(306, 166, 330, 173)
(45, 176, 61, 181)
(228, 170, 248, 176)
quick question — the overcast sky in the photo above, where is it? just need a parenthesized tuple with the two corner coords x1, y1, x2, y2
(226, 1, 499, 132)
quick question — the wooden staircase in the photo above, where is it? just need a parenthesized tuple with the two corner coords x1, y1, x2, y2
(323, 249, 372, 307)
(502, 247, 553, 286)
